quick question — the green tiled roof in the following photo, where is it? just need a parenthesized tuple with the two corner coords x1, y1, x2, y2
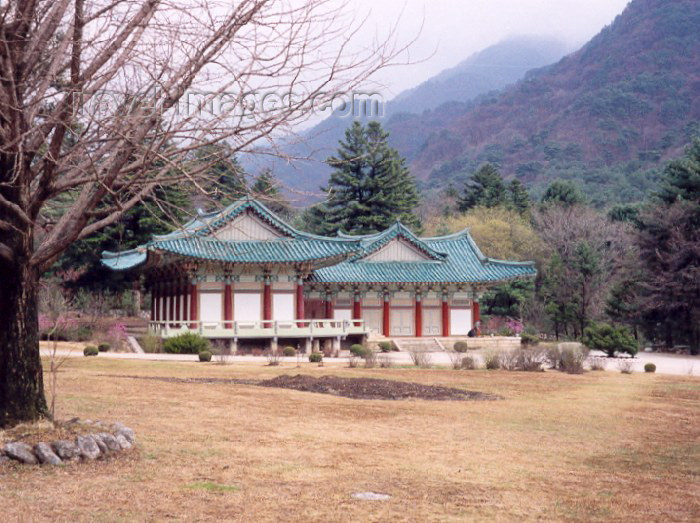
(150, 237, 358, 264)
(101, 198, 536, 284)
(311, 229, 536, 284)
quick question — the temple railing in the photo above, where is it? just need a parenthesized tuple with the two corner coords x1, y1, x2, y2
(148, 319, 367, 339)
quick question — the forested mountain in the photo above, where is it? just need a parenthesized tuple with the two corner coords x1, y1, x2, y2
(388, 36, 569, 116)
(249, 36, 569, 197)
(404, 0, 700, 204)
(263, 0, 700, 206)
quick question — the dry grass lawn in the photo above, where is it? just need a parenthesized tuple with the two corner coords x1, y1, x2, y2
(1, 358, 698, 522)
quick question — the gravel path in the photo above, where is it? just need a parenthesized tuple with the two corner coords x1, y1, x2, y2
(40, 347, 700, 376)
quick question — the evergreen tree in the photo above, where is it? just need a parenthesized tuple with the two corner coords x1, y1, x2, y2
(541, 179, 585, 207)
(251, 169, 290, 216)
(655, 138, 700, 212)
(457, 163, 507, 212)
(316, 121, 420, 235)
(194, 143, 248, 205)
(507, 179, 531, 214)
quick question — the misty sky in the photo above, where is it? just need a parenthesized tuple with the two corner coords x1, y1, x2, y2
(351, 0, 631, 98)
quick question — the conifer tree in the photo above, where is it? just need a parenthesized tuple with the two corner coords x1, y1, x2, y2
(252, 169, 290, 216)
(507, 179, 531, 214)
(457, 163, 507, 212)
(316, 121, 420, 235)
(541, 179, 585, 207)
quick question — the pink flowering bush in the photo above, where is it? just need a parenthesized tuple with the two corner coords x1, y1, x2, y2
(107, 322, 128, 349)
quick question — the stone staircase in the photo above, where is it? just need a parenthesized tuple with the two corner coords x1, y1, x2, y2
(393, 338, 446, 353)
(123, 318, 148, 353)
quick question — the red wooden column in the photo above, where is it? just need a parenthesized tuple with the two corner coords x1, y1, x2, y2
(224, 277, 233, 329)
(382, 292, 391, 336)
(263, 276, 272, 322)
(353, 290, 362, 327)
(415, 292, 423, 338)
(473, 299, 481, 332)
(324, 290, 334, 320)
(189, 278, 198, 329)
(174, 280, 181, 327)
(441, 291, 450, 337)
(296, 277, 305, 327)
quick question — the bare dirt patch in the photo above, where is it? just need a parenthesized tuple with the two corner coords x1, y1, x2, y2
(258, 374, 501, 401)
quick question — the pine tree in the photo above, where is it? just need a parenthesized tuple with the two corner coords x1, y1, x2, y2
(457, 163, 507, 212)
(317, 121, 420, 235)
(541, 179, 585, 207)
(195, 143, 248, 205)
(507, 179, 531, 214)
(251, 169, 290, 216)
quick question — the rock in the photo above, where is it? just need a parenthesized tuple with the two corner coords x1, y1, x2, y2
(352, 491, 391, 501)
(75, 435, 101, 460)
(98, 433, 121, 452)
(0, 455, 10, 466)
(115, 434, 132, 450)
(34, 443, 62, 465)
(91, 434, 108, 454)
(115, 427, 136, 445)
(52, 439, 79, 461)
(111, 422, 126, 431)
(4, 442, 38, 465)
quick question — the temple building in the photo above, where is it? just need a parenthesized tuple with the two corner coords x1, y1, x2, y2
(102, 199, 536, 352)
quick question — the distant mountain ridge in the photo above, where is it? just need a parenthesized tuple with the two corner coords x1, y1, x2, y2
(389, 36, 569, 116)
(246, 36, 571, 198)
(401, 0, 700, 204)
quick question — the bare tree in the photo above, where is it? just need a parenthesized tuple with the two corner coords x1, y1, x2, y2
(534, 205, 634, 337)
(0, 0, 413, 426)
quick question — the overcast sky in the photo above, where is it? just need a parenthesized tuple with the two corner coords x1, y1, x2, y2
(352, 0, 631, 98)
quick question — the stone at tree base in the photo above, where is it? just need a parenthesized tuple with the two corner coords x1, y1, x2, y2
(52, 440, 79, 461)
(34, 443, 62, 465)
(91, 434, 108, 454)
(75, 435, 101, 460)
(4, 442, 38, 465)
(98, 433, 121, 452)
(115, 427, 136, 445)
(115, 434, 132, 450)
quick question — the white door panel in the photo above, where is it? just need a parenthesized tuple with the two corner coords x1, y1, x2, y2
(273, 294, 295, 325)
(390, 308, 414, 336)
(234, 293, 261, 323)
(200, 293, 222, 327)
(450, 309, 471, 336)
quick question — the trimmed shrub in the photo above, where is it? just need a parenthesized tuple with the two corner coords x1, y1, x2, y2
(198, 350, 212, 362)
(163, 332, 210, 354)
(582, 322, 638, 357)
(97, 343, 111, 352)
(644, 362, 656, 373)
(309, 352, 323, 363)
(378, 341, 393, 353)
(453, 341, 469, 353)
(282, 346, 296, 357)
(350, 344, 368, 357)
(83, 346, 98, 357)
(520, 332, 539, 346)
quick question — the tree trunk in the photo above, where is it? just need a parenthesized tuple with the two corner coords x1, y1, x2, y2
(0, 257, 48, 428)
